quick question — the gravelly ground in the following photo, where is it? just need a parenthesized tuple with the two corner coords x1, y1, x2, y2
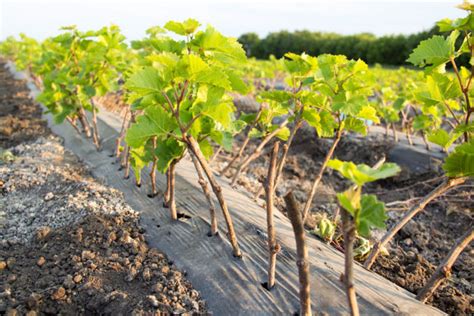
(0, 62, 207, 315)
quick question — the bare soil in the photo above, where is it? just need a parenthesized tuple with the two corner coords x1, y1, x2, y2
(0, 63, 206, 315)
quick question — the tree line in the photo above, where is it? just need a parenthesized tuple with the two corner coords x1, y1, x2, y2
(238, 27, 441, 65)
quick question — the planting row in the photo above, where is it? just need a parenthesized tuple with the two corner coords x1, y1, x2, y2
(1, 5, 473, 315)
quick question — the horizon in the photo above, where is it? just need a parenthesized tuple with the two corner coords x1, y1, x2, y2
(0, 0, 467, 41)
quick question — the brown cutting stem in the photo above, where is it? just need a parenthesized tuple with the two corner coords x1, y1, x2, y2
(191, 152, 218, 236)
(66, 116, 82, 136)
(123, 145, 131, 179)
(284, 192, 312, 316)
(220, 107, 263, 176)
(115, 108, 130, 159)
(416, 227, 474, 303)
(302, 127, 343, 222)
(77, 106, 92, 138)
(90, 99, 101, 150)
(231, 118, 289, 186)
(168, 160, 178, 220)
(391, 123, 398, 142)
(149, 137, 158, 197)
(271, 115, 303, 194)
(164, 168, 171, 207)
(210, 145, 223, 164)
(364, 177, 467, 269)
(186, 135, 242, 257)
(450, 57, 471, 142)
(341, 208, 360, 316)
(255, 116, 303, 200)
(265, 142, 280, 289)
(421, 131, 431, 151)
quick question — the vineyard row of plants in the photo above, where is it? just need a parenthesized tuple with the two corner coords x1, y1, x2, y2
(1, 4, 473, 315)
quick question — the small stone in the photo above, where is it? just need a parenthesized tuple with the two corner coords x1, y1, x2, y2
(190, 290, 199, 299)
(191, 300, 200, 311)
(51, 287, 66, 301)
(152, 283, 163, 293)
(7, 274, 16, 283)
(73, 275, 83, 284)
(26, 311, 37, 316)
(108, 232, 117, 243)
(81, 250, 95, 260)
(142, 268, 152, 282)
(37, 257, 46, 267)
(0, 261, 6, 270)
(147, 295, 159, 307)
(125, 267, 138, 282)
(63, 275, 75, 289)
(35, 227, 51, 240)
(44, 192, 54, 201)
(6, 258, 15, 269)
(27, 293, 42, 309)
(396, 277, 406, 287)
(161, 266, 170, 275)
(174, 303, 184, 312)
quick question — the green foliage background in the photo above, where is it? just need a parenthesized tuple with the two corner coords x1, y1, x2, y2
(238, 26, 456, 66)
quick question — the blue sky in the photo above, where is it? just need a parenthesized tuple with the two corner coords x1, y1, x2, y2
(0, 0, 467, 41)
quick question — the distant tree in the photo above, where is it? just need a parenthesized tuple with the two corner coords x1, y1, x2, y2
(237, 26, 445, 66)
(238, 32, 260, 56)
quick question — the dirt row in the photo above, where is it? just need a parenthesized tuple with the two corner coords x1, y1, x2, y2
(0, 63, 206, 315)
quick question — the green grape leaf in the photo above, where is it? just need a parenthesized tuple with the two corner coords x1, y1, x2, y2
(199, 139, 213, 160)
(333, 94, 366, 116)
(194, 67, 231, 90)
(413, 114, 432, 131)
(126, 67, 165, 95)
(443, 140, 474, 178)
(225, 70, 249, 94)
(155, 138, 185, 173)
(239, 113, 257, 124)
(273, 126, 290, 141)
(428, 129, 462, 150)
(210, 130, 233, 151)
(357, 194, 388, 237)
(130, 146, 151, 183)
(125, 106, 177, 148)
(302, 107, 320, 128)
(337, 187, 361, 216)
(392, 98, 406, 111)
(343, 117, 367, 136)
(201, 101, 235, 129)
(357, 105, 380, 124)
(249, 128, 264, 139)
(454, 122, 474, 135)
(407, 32, 459, 72)
(258, 90, 293, 104)
(328, 159, 401, 186)
(314, 218, 336, 241)
(191, 26, 246, 64)
(164, 19, 200, 35)
(317, 110, 338, 138)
